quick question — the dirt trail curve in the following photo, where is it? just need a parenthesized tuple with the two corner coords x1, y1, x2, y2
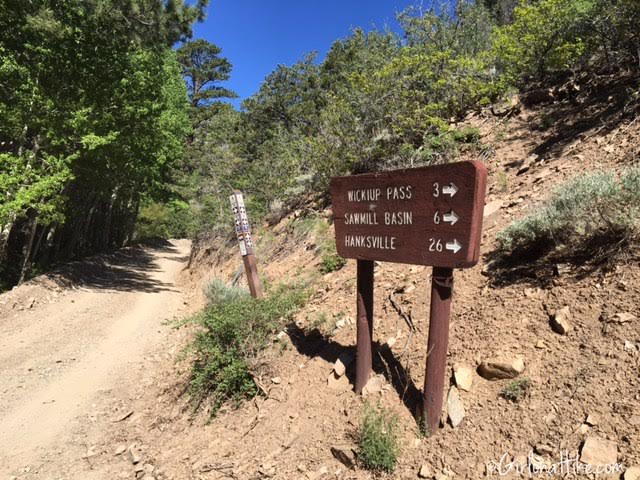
(0, 239, 191, 479)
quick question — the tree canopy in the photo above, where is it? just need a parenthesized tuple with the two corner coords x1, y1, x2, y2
(178, 39, 237, 109)
(181, 0, 640, 246)
(0, 0, 205, 286)
(2, 0, 638, 288)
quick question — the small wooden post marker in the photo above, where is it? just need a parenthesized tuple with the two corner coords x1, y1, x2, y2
(330, 161, 487, 433)
(229, 190, 263, 299)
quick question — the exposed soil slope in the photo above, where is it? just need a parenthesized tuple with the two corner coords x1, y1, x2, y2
(166, 97, 639, 480)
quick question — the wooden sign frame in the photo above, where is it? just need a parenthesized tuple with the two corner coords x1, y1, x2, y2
(330, 161, 487, 435)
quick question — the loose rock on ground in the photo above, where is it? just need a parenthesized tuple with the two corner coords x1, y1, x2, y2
(550, 306, 573, 334)
(579, 436, 618, 466)
(477, 356, 525, 380)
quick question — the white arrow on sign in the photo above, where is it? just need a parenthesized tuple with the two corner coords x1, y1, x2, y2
(445, 239, 462, 254)
(443, 211, 459, 226)
(442, 183, 458, 197)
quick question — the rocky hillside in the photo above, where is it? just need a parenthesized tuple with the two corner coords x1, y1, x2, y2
(134, 85, 640, 480)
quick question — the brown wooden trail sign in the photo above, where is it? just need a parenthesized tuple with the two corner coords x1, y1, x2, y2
(330, 160, 487, 434)
(331, 161, 486, 268)
(229, 190, 263, 299)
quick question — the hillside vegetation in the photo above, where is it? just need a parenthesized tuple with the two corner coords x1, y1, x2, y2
(1, 0, 638, 290)
(179, 0, 640, 252)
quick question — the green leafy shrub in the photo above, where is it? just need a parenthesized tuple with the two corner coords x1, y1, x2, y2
(500, 378, 531, 402)
(492, 0, 640, 83)
(497, 167, 640, 255)
(188, 281, 308, 415)
(491, 0, 592, 82)
(319, 238, 347, 274)
(136, 199, 194, 240)
(320, 251, 347, 274)
(452, 126, 481, 144)
(358, 403, 400, 473)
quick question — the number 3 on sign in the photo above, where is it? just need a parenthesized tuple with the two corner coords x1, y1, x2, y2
(433, 182, 439, 197)
(429, 238, 443, 252)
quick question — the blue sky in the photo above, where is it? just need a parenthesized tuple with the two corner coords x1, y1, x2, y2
(190, 1, 418, 107)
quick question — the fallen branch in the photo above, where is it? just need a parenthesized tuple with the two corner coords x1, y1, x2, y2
(199, 462, 236, 477)
(388, 292, 416, 332)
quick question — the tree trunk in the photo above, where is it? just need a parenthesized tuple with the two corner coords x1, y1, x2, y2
(101, 191, 117, 250)
(79, 201, 98, 255)
(50, 223, 63, 263)
(62, 217, 83, 260)
(18, 215, 38, 285)
(30, 223, 48, 270)
(39, 223, 57, 267)
(0, 219, 13, 264)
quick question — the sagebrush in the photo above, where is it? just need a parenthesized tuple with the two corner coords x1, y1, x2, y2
(497, 167, 640, 256)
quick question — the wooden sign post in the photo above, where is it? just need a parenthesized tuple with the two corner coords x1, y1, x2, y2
(229, 190, 263, 299)
(330, 161, 487, 434)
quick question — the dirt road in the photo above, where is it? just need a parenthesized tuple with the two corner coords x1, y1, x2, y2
(0, 240, 191, 479)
